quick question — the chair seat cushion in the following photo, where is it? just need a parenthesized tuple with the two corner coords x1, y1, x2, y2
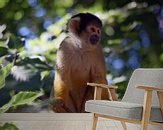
(85, 100, 163, 122)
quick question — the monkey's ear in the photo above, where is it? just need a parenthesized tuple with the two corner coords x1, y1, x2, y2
(67, 17, 80, 34)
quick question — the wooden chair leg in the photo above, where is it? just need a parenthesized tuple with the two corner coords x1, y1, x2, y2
(157, 91, 163, 114)
(141, 90, 152, 130)
(141, 120, 148, 130)
(92, 113, 98, 130)
(121, 121, 127, 130)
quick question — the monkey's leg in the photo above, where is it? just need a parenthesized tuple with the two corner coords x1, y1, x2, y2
(53, 76, 77, 112)
(53, 74, 69, 112)
(80, 86, 94, 112)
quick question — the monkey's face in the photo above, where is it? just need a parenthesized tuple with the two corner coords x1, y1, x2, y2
(86, 24, 101, 45)
(67, 13, 102, 47)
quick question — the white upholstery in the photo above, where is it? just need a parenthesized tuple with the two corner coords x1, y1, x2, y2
(85, 100, 163, 122)
(122, 68, 163, 106)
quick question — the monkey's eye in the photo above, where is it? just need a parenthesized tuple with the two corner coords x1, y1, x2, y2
(97, 29, 100, 34)
(90, 27, 96, 32)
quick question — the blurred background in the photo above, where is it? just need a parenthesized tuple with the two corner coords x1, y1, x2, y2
(0, 0, 163, 112)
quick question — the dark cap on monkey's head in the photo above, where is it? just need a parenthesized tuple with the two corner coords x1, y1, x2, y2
(67, 13, 102, 33)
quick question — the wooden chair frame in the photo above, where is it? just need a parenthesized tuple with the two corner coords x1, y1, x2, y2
(87, 83, 163, 130)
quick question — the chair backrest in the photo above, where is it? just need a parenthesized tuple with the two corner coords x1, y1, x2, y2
(122, 68, 163, 107)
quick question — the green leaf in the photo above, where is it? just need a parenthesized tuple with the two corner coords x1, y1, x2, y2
(0, 123, 19, 130)
(11, 91, 43, 106)
(0, 41, 8, 48)
(0, 47, 8, 56)
(41, 71, 50, 80)
(0, 62, 13, 89)
(0, 102, 12, 113)
(107, 39, 122, 45)
(0, 91, 43, 113)
(8, 35, 24, 52)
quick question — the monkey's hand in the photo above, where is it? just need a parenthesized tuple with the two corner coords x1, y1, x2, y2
(52, 98, 65, 113)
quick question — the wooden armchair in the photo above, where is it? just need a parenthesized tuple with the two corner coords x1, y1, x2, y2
(85, 68, 163, 130)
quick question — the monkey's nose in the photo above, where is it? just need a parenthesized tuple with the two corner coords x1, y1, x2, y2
(90, 35, 99, 45)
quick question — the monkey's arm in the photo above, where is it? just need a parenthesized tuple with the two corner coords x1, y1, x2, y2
(90, 70, 117, 101)
(90, 46, 117, 100)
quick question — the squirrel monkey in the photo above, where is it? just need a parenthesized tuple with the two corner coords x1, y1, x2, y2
(52, 13, 114, 112)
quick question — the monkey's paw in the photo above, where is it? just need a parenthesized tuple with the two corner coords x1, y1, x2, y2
(52, 99, 66, 113)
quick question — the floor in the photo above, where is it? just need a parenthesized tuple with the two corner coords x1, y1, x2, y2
(0, 113, 140, 130)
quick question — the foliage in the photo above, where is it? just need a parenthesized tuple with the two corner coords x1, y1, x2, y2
(0, 62, 13, 89)
(0, 45, 43, 113)
(0, 0, 163, 105)
(0, 91, 43, 113)
(0, 123, 19, 130)
(0, 38, 43, 129)
(0, 27, 54, 108)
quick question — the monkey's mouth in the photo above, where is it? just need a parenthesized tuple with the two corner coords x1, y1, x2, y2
(90, 35, 99, 45)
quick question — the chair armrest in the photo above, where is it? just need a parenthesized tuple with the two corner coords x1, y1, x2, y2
(87, 82, 117, 101)
(87, 82, 117, 89)
(136, 86, 163, 92)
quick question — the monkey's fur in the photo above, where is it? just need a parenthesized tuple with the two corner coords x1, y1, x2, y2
(52, 13, 112, 113)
